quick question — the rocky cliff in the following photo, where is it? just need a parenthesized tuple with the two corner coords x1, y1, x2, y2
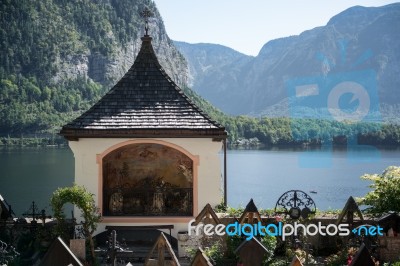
(0, 0, 189, 134)
(52, 6, 188, 88)
(0, 0, 188, 89)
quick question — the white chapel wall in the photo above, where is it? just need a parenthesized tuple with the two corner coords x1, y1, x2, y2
(68, 137, 223, 236)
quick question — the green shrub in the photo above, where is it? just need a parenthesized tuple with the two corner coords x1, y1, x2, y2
(359, 166, 400, 214)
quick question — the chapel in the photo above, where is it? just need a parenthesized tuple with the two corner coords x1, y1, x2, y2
(60, 15, 227, 235)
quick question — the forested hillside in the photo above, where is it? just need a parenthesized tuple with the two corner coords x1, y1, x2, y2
(0, 0, 187, 135)
(1, 0, 400, 147)
(181, 85, 400, 146)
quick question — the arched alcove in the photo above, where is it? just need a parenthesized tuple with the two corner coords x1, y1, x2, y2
(102, 142, 194, 217)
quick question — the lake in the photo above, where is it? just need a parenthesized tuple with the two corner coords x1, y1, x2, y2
(226, 146, 399, 211)
(0, 147, 74, 217)
(0, 146, 399, 216)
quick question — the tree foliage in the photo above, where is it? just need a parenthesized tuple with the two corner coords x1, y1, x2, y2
(261, 234, 277, 264)
(0, 0, 154, 135)
(0, 75, 105, 134)
(51, 184, 101, 264)
(359, 166, 400, 214)
(182, 86, 400, 147)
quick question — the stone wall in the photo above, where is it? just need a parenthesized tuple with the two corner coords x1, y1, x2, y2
(379, 236, 400, 262)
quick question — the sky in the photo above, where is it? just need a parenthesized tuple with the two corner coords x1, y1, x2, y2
(153, 0, 399, 56)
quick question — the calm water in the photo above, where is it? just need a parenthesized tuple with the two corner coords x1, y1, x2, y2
(0, 146, 399, 216)
(0, 147, 74, 216)
(227, 146, 399, 210)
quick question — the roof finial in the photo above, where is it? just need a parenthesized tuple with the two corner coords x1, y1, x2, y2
(141, 7, 153, 36)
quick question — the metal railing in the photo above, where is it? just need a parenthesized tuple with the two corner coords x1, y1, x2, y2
(103, 187, 193, 216)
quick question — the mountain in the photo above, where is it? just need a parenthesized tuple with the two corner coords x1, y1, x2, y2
(0, 0, 189, 134)
(2, 1, 400, 139)
(175, 4, 400, 117)
(174, 42, 253, 112)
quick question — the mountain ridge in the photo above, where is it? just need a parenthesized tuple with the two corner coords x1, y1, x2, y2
(1, 1, 400, 146)
(175, 3, 400, 119)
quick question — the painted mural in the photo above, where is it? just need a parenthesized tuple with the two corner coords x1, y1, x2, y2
(102, 143, 193, 216)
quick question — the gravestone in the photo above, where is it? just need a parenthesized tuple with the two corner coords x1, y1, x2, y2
(290, 255, 303, 266)
(239, 199, 262, 224)
(336, 196, 364, 226)
(69, 239, 86, 261)
(41, 237, 83, 266)
(190, 248, 213, 266)
(145, 232, 180, 266)
(235, 237, 268, 266)
(349, 243, 374, 266)
(193, 203, 221, 225)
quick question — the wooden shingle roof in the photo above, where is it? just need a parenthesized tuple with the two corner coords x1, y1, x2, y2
(60, 35, 226, 140)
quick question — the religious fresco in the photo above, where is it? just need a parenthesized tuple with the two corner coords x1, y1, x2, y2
(102, 143, 193, 216)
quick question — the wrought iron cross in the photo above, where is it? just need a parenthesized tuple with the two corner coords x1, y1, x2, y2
(23, 201, 40, 220)
(141, 7, 153, 36)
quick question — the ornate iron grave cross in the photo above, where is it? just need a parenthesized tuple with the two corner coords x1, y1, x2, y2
(141, 7, 153, 36)
(274, 190, 316, 220)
